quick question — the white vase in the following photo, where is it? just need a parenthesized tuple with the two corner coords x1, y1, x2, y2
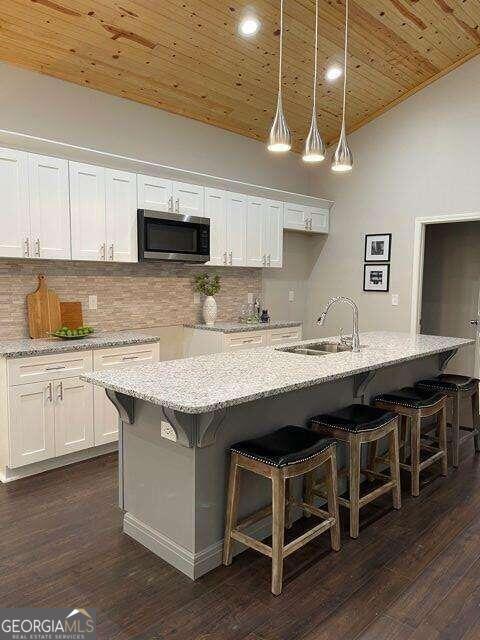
(203, 296, 217, 326)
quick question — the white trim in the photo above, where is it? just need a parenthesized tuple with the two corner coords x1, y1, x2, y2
(410, 211, 480, 335)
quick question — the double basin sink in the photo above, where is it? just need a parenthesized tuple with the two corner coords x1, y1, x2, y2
(277, 341, 354, 357)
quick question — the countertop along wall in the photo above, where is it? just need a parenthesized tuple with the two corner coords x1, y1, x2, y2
(305, 54, 480, 339)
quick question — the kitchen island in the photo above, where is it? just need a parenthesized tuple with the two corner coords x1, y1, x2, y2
(83, 331, 473, 579)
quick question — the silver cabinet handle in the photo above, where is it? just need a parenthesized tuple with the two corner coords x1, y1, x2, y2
(268, 254, 271, 266)
(262, 254, 266, 266)
(122, 355, 139, 360)
(223, 252, 227, 265)
(168, 195, 174, 212)
(57, 381, 63, 401)
(100, 243, 106, 260)
(309, 218, 313, 230)
(35, 238, 40, 257)
(175, 197, 180, 213)
(45, 364, 66, 370)
(305, 219, 309, 230)
(229, 251, 233, 265)
(24, 238, 30, 257)
(109, 244, 114, 261)
(46, 382, 53, 402)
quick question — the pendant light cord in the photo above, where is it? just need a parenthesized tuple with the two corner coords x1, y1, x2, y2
(278, 0, 284, 97)
(312, 0, 318, 115)
(341, 0, 349, 131)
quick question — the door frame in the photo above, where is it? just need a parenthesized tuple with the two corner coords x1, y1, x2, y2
(410, 211, 480, 335)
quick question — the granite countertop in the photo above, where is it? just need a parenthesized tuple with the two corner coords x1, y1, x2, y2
(82, 331, 473, 414)
(184, 321, 302, 333)
(0, 332, 160, 358)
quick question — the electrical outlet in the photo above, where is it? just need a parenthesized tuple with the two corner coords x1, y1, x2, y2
(289, 290, 295, 302)
(247, 293, 254, 304)
(161, 421, 177, 442)
(88, 295, 97, 310)
(391, 294, 399, 306)
(193, 292, 200, 304)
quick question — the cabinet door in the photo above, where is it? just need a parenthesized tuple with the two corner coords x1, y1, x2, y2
(105, 169, 137, 263)
(264, 199, 284, 268)
(54, 377, 94, 456)
(137, 174, 172, 211)
(70, 162, 106, 261)
(246, 196, 265, 268)
(284, 203, 309, 232)
(173, 181, 204, 216)
(28, 154, 70, 260)
(309, 206, 329, 233)
(9, 381, 55, 468)
(223, 331, 269, 351)
(0, 148, 30, 258)
(204, 188, 227, 266)
(226, 192, 247, 267)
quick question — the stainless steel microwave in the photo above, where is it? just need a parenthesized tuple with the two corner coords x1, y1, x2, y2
(137, 210, 210, 263)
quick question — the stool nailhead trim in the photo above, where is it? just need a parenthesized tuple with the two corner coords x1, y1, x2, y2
(230, 442, 336, 468)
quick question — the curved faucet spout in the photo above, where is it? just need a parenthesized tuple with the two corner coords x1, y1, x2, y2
(317, 296, 360, 352)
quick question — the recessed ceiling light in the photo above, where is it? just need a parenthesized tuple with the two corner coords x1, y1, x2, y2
(239, 15, 261, 37)
(326, 65, 343, 81)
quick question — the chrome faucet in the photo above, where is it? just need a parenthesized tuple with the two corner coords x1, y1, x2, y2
(317, 297, 360, 352)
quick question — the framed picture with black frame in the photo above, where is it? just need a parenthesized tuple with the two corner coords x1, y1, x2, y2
(364, 233, 391, 262)
(363, 264, 390, 292)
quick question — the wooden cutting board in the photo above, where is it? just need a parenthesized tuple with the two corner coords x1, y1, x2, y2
(60, 301, 83, 330)
(27, 275, 62, 339)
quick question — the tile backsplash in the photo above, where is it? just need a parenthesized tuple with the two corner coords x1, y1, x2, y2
(0, 260, 262, 340)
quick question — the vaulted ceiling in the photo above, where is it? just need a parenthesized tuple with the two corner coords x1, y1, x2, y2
(1, 0, 479, 152)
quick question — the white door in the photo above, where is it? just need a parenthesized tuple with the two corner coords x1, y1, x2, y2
(226, 192, 247, 267)
(54, 377, 94, 456)
(246, 196, 265, 268)
(309, 206, 329, 233)
(264, 199, 284, 268)
(172, 181, 204, 216)
(0, 147, 30, 258)
(93, 386, 119, 446)
(9, 381, 55, 468)
(205, 188, 227, 266)
(28, 154, 70, 260)
(70, 162, 107, 261)
(284, 203, 309, 232)
(105, 169, 137, 263)
(137, 175, 172, 212)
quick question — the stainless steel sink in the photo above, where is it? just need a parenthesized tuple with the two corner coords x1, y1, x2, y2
(277, 341, 353, 356)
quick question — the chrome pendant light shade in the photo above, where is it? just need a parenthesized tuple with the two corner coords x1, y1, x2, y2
(302, 0, 325, 163)
(268, 0, 291, 153)
(331, 0, 353, 173)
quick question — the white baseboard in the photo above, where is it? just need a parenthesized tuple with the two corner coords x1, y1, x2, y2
(0, 442, 118, 482)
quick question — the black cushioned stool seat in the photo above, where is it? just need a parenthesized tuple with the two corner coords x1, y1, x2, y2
(310, 404, 397, 433)
(372, 386, 445, 409)
(224, 425, 341, 596)
(308, 403, 402, 539)
(230, 425, 336, 468)
(415, 374, 477, 393)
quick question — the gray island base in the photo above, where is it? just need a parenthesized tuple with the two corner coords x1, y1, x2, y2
(83, 332, 472, 580)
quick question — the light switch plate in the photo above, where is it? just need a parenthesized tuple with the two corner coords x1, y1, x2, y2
(289, 290, 295, 302)
(88, 295, 97, 310)
(391, 294, 399, 306)
(247, 293, 254, 304)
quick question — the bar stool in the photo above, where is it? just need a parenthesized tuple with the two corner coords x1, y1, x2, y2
(415, 375, 480, 467)
(373, 387, 448, 497)
(309, 405, 401, 539)
(223, 426, 340, 596)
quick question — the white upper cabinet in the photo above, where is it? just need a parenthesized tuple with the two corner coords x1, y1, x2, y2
(309, 206, 329, 233)
(226, 192, 247, 267)
(105, 169, 137, 263)
(284, 203, 309, 232)
(70, 162, 107, 262)
(137, 175, 172, 212)
(205, 187, 227, 266)
(28, 154, 70, 260)
(246, 197, 266, 268)
(172, 181, 204, 216)
(263, 199, 283, 268)
(0, 148, 30, 258)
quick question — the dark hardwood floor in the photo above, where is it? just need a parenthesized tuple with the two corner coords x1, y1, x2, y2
(1, 447, 480, 640)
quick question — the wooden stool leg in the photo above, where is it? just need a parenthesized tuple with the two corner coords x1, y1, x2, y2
(388, 422, 401, 510)
(472, 387, 480, 454)
(285, 478, 293, 530)
(223, 454, 241, 566)
(452, 394, 461, 468)
(271, 470, 285, 596)
(439, 403, 448, 477)
(348, 438, 361, 539)
(410, 415, 421, 497)
(368, 440, 378, 474)
(401, 415, 409, 463)
(303, 470, 314, 518)
(325, 449, 341, 551)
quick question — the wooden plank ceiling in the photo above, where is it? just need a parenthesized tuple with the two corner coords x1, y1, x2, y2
(0, 0, 479, 152)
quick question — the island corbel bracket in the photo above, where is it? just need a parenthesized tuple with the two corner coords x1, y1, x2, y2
(106, 389, 135, 424)
(353, 370, 376, 401)
(439, 348, 458, 371)
(161, 407, 227, 448)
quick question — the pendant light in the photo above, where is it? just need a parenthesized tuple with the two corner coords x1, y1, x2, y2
(331, 0, 353, 172)
(267, 0, 291, 153)
(302, 0, 325, 163)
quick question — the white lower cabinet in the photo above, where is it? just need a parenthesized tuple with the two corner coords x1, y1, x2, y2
(183, 326, 302, 357)
(54, 377, 94, 456)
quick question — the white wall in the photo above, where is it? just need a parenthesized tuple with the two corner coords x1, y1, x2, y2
(305, 54, 480, 338)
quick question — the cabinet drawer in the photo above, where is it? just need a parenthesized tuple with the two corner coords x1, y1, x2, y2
(224, 332, 268, 351)
(93, 342, 159, 371)
(269, 327, 303, 345)
(8, 351, 93, 386)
